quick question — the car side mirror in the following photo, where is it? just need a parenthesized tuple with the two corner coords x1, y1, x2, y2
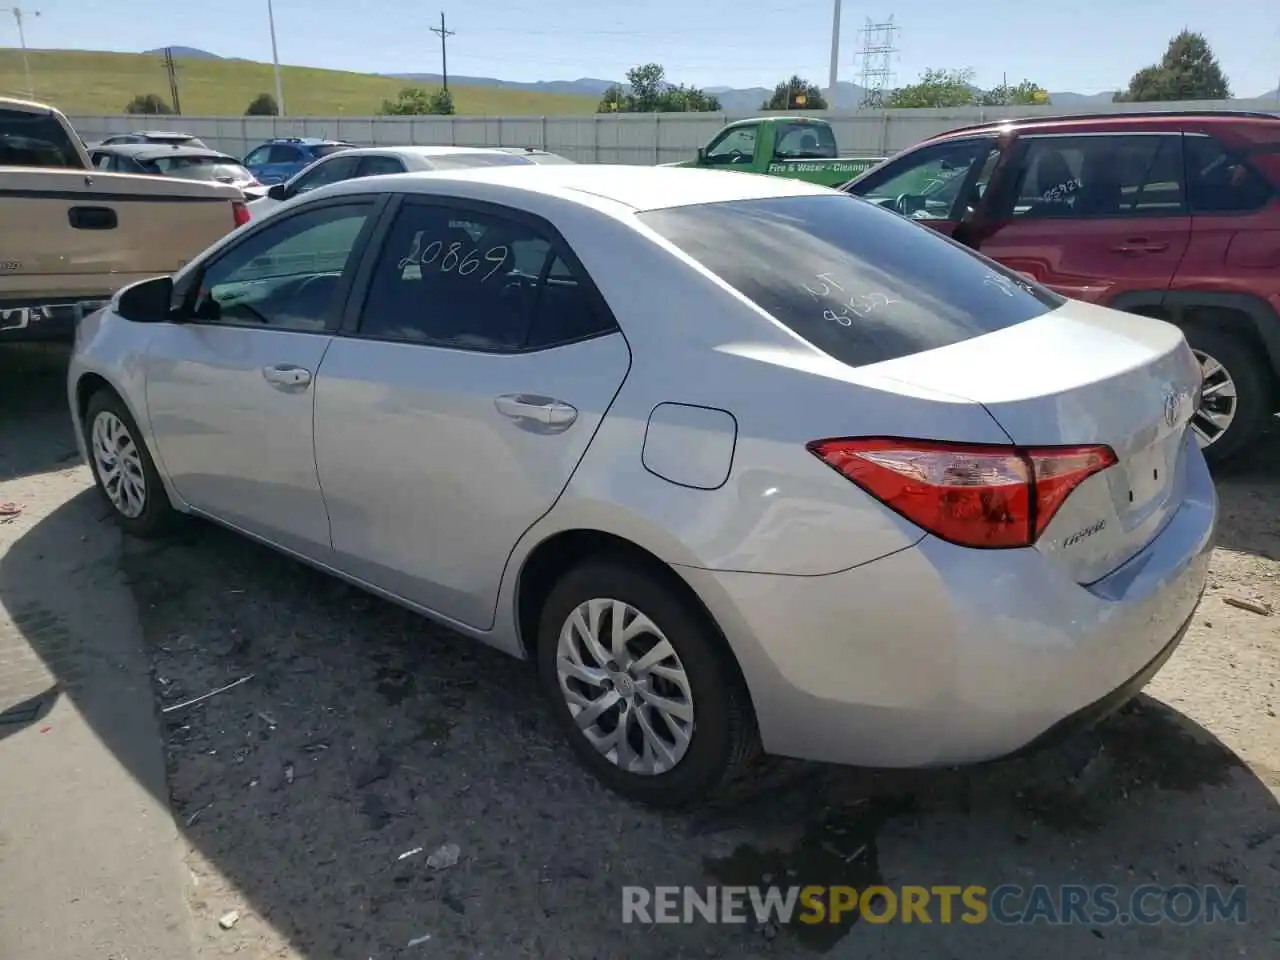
(267, 183, 288, 201)
(696, 146, 706, 162)
(116, 276, 174, 323)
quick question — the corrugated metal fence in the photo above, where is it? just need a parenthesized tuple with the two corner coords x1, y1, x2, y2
(69, 98, 1280, 164)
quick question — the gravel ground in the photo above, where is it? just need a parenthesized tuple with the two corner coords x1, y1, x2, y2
(2, 344, 1278, 959)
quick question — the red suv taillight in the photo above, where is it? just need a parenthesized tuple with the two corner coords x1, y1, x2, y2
(232, 201, 251, 227)
(807, 438, 1117, 549)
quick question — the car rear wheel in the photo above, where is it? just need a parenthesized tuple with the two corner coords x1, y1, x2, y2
(1182, 325, 1272, 466)
(536, 558, 760, 807)
(84, 390, 178, 538)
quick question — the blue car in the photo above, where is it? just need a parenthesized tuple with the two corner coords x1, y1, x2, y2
(241, 137, 357, 185)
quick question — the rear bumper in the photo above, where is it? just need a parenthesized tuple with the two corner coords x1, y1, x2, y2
(678, 435, 1217, 768)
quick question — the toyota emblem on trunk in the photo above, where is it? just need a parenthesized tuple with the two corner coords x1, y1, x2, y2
(1163, 390, 1180, 427)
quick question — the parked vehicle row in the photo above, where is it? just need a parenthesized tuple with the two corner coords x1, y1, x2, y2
(838, 110, 1280, 465)
(70, 162, 1215, 808)
(246, 144, 575, 219)
(0, 97, 249, 343)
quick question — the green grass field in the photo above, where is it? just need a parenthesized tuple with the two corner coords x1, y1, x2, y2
(0, 49, 598, 117)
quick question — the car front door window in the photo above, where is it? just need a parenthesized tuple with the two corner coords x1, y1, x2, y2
(704, 127, 758, 166)
(191, 203, 373, 332)
(852, 139, 991, 220)
(244, 146, 272, 166)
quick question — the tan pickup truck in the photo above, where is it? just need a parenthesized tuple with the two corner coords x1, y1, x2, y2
(1, 96, 248, 342)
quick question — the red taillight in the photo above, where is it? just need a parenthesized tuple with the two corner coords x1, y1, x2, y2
(808, 438, 1117, 549)
(232, 200, 251, 227)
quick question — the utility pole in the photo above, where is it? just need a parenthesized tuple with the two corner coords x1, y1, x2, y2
(430, 11, 455, 92)
(826, 0, 841, 109)
(266, 0, 286, 115)
(162, 47, 182, 114)
(10, 6, 40, 100)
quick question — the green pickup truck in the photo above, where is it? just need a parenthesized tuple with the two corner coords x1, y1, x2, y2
(669, 116, 886, 187)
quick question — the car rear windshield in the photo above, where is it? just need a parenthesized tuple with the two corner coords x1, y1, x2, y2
(0, 107, 83, 167)
(639, 195, 1064, 368)
(311, 144, 353, 158)
(151, 156, 251, 181)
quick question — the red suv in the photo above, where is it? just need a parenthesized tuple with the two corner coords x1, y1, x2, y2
(842, 110, 1280, 464)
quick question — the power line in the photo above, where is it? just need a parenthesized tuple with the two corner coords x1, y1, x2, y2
(9, 6, 40, 99)
(430, 12, 456, 92)
(856, 16, 899, 109)
(161, 47, 182, 115)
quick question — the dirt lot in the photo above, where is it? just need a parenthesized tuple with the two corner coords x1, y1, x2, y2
(2, 343, 1278, 959)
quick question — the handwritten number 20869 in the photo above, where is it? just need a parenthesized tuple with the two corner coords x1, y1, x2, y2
(398, 230, 510, 283)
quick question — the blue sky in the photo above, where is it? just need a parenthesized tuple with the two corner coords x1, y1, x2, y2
(12, 0, 1279, 96)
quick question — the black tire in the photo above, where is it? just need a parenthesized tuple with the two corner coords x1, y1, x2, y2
(1181, 324, 1273, 466)
(83, 389, 178, 538)
(536, 558, 762, 808)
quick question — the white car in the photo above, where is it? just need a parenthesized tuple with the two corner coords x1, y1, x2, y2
(70, 165, 1213, 807)
(245, 145, 574, 220)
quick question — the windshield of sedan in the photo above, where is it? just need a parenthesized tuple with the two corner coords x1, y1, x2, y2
(639, 194, 1063, 369)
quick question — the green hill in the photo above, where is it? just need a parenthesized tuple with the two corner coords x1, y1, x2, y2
(0, 49, 598, 116)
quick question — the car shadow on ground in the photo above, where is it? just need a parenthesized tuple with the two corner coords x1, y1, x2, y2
(1, 347, 1278, 958)
(1210, 425, 1280, 561)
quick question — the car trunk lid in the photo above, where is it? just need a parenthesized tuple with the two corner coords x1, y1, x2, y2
(866, 300, 1202, 583)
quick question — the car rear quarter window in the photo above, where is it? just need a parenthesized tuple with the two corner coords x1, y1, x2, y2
(310, 144, 352, 158)
(0, 108, 82, 167)
(639, 195, 1063, 369)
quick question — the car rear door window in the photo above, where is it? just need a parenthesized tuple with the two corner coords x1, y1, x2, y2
(291, 155, 362, 195)
(190, 203, 373, 332)
(356, 201, 614, 351)
(640, 194, 1062, 369)
(1185, 135, 1273, 213)
(1004, 134, 1186, 219)
(355, 155, 407, 177)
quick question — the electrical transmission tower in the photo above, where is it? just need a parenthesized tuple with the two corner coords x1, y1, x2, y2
(161, 47, 182, 114)
(856, 16, 899, 109)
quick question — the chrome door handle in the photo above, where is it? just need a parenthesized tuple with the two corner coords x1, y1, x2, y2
(261, 363, 312, 388)
(494, 394, 578, 429)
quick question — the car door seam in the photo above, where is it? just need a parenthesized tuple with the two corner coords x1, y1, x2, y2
(311, 333, 340, 550)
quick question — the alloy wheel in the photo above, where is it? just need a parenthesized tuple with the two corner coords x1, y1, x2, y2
(554, 597, 695, 775)
(91, 410, 147, 518)
(1189, 348, 1238, 449)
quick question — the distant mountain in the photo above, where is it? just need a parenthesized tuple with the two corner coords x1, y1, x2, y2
(143, 46, 222, 59)
(1046, 90, 1117, 105)
(388, 74, 617, 98)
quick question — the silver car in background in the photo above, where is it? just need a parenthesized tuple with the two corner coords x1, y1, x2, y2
(67, 166, 1215, 807)
(245, 145, 574, 220)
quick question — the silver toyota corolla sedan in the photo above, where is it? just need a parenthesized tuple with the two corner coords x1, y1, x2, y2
(67, 165, 1216, 807)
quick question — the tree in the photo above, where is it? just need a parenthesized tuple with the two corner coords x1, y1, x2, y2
(887, 68, 978, 108)
(979, 79, 1050, 106)
(596, 64, 721, 113)
(124, 92, 174, 115)
(1116, 30, 1231, 102)
(761, 76, 828, 111)
(245, 92, 279, 116)
(379, 85, 455, 116)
